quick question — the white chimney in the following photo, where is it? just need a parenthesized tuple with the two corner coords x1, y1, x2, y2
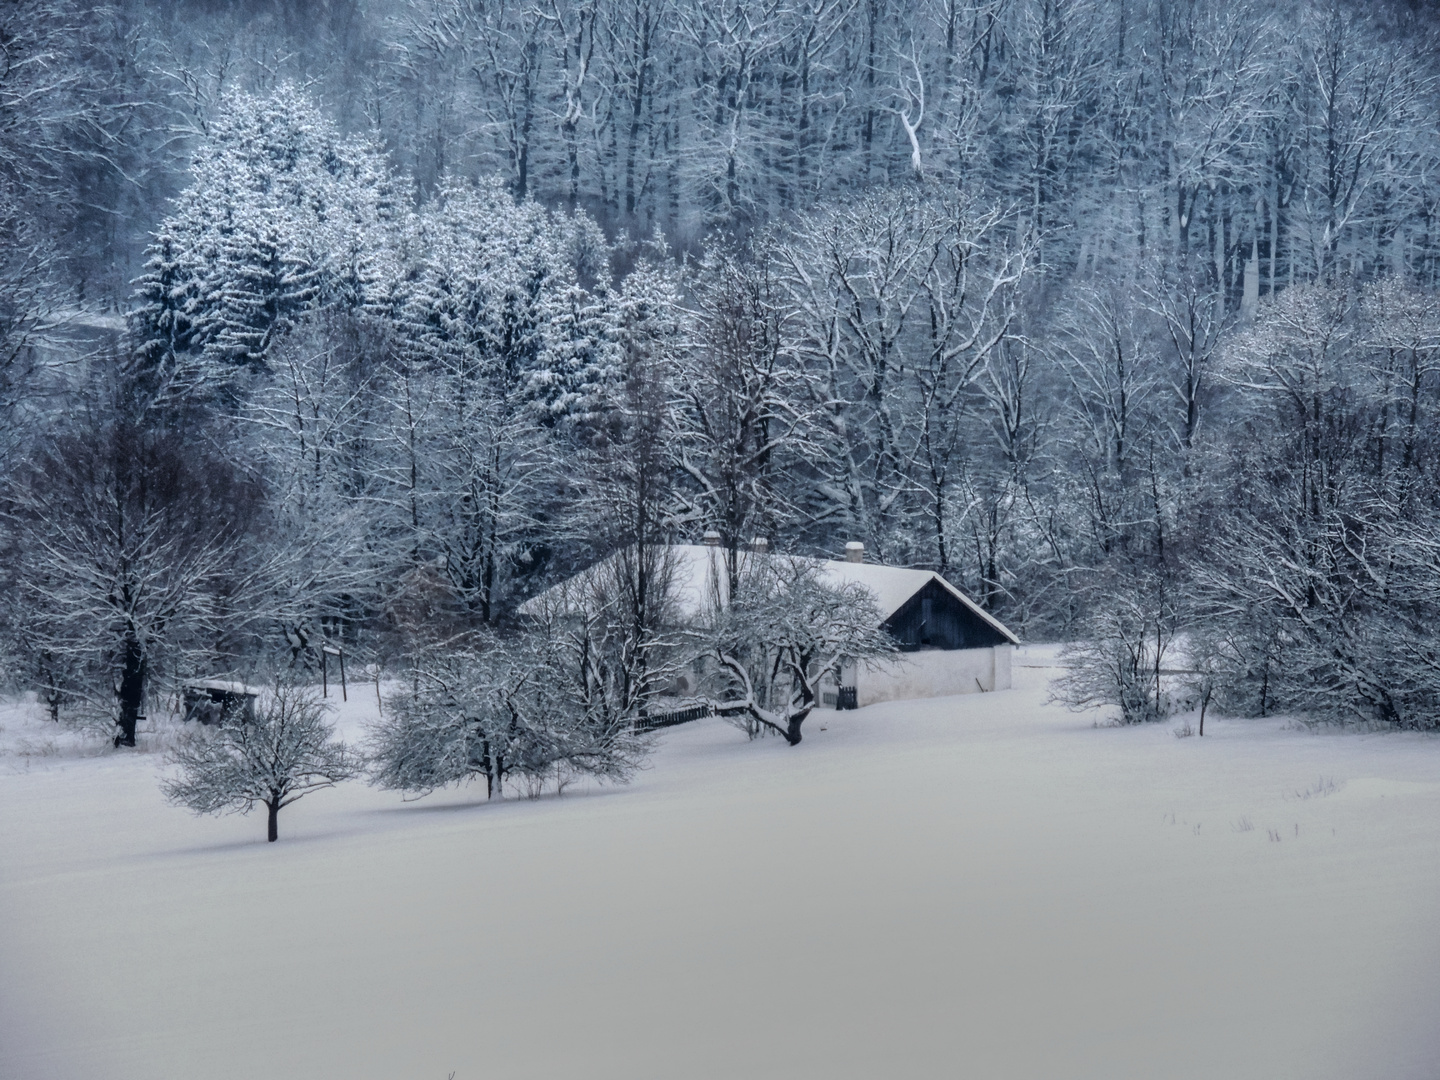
(751, 537, 770, 554)
(845, 541, 864, 563)
(702, 530, 722, 546)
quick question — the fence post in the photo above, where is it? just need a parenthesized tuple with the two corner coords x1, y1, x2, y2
(322, 644, 344, 701)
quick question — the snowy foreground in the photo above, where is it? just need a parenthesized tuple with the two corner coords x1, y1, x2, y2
(3, 650, 1440, 1080)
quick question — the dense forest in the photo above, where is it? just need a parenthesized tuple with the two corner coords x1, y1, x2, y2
(4, 0, 1440, 744)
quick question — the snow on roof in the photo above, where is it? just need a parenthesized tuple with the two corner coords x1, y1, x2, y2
(183, 679, 259, 697)
(815, 559, 1021, 645)
(518, 543, 735, 618)
(667, 544, 740, 615)
(523, 543, 1020, 644)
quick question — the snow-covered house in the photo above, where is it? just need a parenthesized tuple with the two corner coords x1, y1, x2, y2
(526, 536, 1018, 708)
(818, 545, 1019, 706)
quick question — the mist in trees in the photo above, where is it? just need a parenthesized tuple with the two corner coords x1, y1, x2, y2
(4, 0, 1440, 740)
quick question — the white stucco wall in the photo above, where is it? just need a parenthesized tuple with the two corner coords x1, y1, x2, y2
(843, 644, 1013, 707)
(994, 642, 1012, 692)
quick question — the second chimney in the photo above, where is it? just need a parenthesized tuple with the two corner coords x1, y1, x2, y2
(702, 530, 722, 546)
(845, 541, 865, 563)
(751, 537, 770, 555)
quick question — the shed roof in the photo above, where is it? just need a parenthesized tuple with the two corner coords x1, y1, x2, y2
(183, 679, 259, 697)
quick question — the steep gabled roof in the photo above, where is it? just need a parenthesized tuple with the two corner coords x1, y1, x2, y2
(522, 543, 1020, 645)
(815, 559, 1020, 645)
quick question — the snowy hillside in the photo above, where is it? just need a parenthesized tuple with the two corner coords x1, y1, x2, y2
(3, 649, 1439, 1080)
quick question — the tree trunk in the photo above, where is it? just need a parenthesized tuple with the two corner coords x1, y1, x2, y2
(488, 740, 503, 801)
(267, 800, 279, 842)
(115, 634, 145, 748)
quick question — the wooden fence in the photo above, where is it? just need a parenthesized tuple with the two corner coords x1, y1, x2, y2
(633, 704, 714, 732)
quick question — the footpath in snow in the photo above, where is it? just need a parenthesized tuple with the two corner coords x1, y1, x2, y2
(2, 646, 1439, 1080)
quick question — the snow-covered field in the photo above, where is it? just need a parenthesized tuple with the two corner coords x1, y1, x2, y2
(3, 648, 1440, 1080)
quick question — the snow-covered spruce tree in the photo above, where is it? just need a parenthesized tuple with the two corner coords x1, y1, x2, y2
(130, 85, 393, 407)
(372, 178, 618, 626)
(559, 249, 686, 680)
(535, 281, 625, 425)
(693, 555, 895, 745)
(394, 177, 614, 423)
(369, 620, 650, 801)
(201, 204, 324, 372)
(164, 683, 358, 842)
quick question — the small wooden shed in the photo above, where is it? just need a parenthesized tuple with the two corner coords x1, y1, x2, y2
(182, 680, 259, 725)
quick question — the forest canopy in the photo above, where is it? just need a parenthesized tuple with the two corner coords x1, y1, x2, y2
(3, 0, 1440, 737)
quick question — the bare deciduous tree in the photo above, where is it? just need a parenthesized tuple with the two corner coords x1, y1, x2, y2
(164, 683, 358, 841)
(694, 555, 895, 744)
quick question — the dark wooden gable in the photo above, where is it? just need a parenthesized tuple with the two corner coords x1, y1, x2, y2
(881, 577, 1010, 651)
